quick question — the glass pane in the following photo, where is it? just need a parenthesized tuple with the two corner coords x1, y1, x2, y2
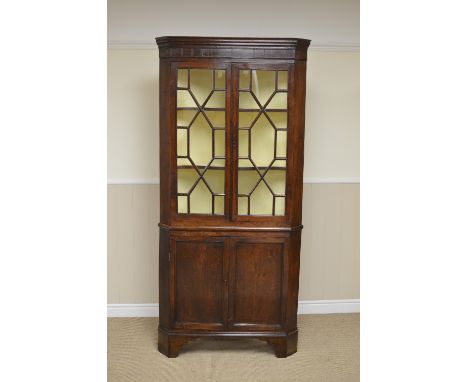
(250, 181, 273, 215)
(272, 160, 286, 168)
(266, 93, 287, 109)
(276, 130, 287, 157)
(177, 67, 226, 215)
(237, 68, 289, 217)
(214, 70, 225, 89)
(277, 71, 288, 90)
(239, 70, 250, 90)
(190, 181, 212, 214)
(205, 91, 225, 108)
(177, 129, 188, 156)
(238, 170, 259, 195)
(214, 195, 224, 215)
(266, 112, 287, 129)
(211, 158, 225, 168)
(178, 195, 188, 213)
(275, 197, 285, 216)
(272, 159, 287, 168)
(239, 111, 260, 128)
(177, 157, 191, 167)
(177, 69, 188, 88)
(177, 90, 196, 108)
(251, 70, 275, 106)
(189, 114, 212, 166)
(264, 170, 286, 195)
(238, 196, 248, 215)
(214, 130, 225, 156)
(177, 169, 199, 193)
(177, 110, 198, 127)
(190, 69, 213, 105)
(251, 114, 275, 167)
(238, 130, 249, 157)
(238, 158, 253, 168)
(239, 92, 259, 109)
(204, 111, 225, 127)
(204, 169, 224, 194)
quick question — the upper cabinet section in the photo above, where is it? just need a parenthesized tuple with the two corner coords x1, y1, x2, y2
(156, 36, 310, 61)
(156, 37, 309, 228)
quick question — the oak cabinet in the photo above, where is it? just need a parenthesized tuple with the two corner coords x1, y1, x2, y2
(156, 36, 310, 357)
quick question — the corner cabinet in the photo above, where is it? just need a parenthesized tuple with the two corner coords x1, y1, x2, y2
(155, 36, 310, 358)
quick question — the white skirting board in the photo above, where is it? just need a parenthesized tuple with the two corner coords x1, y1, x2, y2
(107, 299, 359, 318)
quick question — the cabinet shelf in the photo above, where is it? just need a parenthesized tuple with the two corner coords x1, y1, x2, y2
(176, 165, 286, 171)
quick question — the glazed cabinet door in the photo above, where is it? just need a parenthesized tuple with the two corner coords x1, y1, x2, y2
(173, 63, 231, 222)
(228, 237, 288, 331)
(170, 236, 228, 330)
(232, 64, 292, 221)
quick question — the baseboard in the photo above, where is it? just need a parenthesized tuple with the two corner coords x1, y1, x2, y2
(107, 303, 159, 317)
(107, 299, 359, 318)
(297, 299, 360, 314)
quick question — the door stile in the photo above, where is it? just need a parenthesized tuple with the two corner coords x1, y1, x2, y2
(229, 64, 239, 221)
(227, 236, 236, 328)
(224, 64, 234, 222)
(223, 237, 232, 329)
(168, 236, 176, 328)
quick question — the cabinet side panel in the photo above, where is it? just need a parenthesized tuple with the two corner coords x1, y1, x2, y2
(159, 59, 173, 224)
(232, 241, 283, 325)
(158, 227, 170, 328)
(285, 230, 301, 331)
(175, 241, 224, 325)
(290, 60, 307, 226)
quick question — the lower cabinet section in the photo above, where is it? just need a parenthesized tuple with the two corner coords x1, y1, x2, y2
(159, 228, 301, 358)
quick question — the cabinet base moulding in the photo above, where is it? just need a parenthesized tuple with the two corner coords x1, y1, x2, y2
(158, 327, 298, 358)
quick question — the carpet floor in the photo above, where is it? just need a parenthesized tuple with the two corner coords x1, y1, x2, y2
(108, 314, 359, 382)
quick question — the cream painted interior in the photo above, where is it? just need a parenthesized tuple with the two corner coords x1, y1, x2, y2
(107, 48, 360, 303)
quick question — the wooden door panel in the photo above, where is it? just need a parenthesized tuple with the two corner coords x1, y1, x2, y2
(173, 239, 225, 329)
(229, 238, 285, 330)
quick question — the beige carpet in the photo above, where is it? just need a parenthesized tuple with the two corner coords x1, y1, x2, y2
(108, 314, 359, 382)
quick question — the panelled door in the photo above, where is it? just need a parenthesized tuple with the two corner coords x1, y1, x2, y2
(227, 237, 288, 331)
(170, 236, 288, 331)
(170, 236, 228, 331)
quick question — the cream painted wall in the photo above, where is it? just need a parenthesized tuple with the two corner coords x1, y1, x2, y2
(107, 183, 359, 304)
(107, 49, 159, 180)
(108, 0, 359, 48)
(107, 49, 359, 182)
(107, 48, 360, 303)
(306, 52, 360, 181)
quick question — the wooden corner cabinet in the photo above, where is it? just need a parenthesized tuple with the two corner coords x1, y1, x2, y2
(155, 36, 310, 358)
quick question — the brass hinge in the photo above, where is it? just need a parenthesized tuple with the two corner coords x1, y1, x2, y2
(168, 251, 171, 262)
